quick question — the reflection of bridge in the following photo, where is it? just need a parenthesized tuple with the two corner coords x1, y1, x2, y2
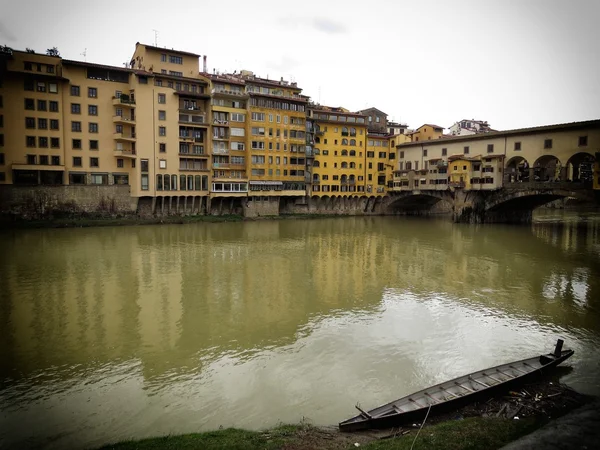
(388, 120, 600, 223)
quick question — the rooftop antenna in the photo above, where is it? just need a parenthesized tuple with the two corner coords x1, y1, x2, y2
(80, 48, 87, 62)
(152, 29, 159, 47)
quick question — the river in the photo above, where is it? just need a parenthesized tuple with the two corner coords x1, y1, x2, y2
(1, 211, 599, 449)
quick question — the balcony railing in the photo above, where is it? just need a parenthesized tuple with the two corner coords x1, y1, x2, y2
(113, 132, 136, 140)
(112, 96, 135, 106)
(179, 113, 206, 124)
(211, 88, 247, 97)
(213, 163, 230, 169)
(213, 148, 229, 155)
(311, 179, 320, 184)
(113, 115, 136, 123)
(179, 147, 205, 156)
(213, 119, 229, 126)
(113, 149, 136, 158)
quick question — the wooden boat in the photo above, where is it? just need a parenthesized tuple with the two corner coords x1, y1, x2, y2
(339, 339, 574, 432)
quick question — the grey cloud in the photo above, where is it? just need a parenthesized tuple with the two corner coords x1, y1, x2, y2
(312, 18, 346, 34)
(279, 16, 347, 34)
(0, 21, 16, 42)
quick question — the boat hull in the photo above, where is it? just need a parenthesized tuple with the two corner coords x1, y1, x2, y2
(339, 348, 574, 432)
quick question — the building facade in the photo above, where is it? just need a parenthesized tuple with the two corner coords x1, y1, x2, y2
(448, 119, 494, 136)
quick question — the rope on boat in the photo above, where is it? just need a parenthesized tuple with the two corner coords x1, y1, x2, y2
(409, 403, 432, 450)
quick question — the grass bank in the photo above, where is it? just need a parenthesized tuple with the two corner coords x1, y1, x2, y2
(99, 417, 542, 450)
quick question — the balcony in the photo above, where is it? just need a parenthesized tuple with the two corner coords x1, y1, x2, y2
(113, 115, 136, 124)
(230, 163, 246, 170)
(112, 96, 135, 107)
(212, 148, 229, 155)
(113, 132, 136, 142)
(179, 105, 205, 114)
(212, 135, 229, 141)
(213, 119, 229, 126)
(311, 179, 320, 185)
(179, 113, 207, 125)
(211, 88, 248, 97)
(213, 163, 230, 169)
(179, 133, 204, 143)
(175, 89, 210, 99)
(114, 149, 136, 158)
(179, 148, 206, 157)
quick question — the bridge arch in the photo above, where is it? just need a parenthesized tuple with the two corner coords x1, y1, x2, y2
(386, 191, 453, 214)
(566, 152, 595, 182)
(533, 155, 561, 182)
(505, 156, 531, 183)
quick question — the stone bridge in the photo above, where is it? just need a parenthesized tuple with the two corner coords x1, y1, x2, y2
(385, 182, 597, 224)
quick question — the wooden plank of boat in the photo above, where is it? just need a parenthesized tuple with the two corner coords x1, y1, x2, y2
(338, 340, 574, 433)
(508, 364, 528, 375)
(469, 375, 490, 388)
(482, 372, 504, 384)
(454, 381, 476, 393)
(439, 386, 460, 399)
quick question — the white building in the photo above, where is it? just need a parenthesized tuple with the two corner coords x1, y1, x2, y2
(449, 119, 494, 136)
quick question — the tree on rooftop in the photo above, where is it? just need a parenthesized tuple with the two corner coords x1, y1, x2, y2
(46, 47, 60, 57)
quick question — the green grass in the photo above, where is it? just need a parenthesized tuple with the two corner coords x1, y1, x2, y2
(97, 418, 543, 450)
(362, 417, 542, 450)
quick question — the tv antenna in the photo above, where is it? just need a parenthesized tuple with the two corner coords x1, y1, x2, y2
(80, 48, 87, 61)
(152, 29, 159, 47)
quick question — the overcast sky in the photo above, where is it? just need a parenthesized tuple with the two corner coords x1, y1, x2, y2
(2, 0, 599, 130)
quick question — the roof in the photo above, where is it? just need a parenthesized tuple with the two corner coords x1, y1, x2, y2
(202, 73, 246, 86)
(418, 123, 445, 131)
(358, 107, 388, 116)
(62, 59, 132, 73)
(136, 42, 200, 58)
(397, 119, 600, 148)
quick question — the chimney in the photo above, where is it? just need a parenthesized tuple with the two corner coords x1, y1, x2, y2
(203, 55, 207, 73)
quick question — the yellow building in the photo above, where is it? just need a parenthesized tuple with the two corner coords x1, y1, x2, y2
(408, 124, 445, 142)
(235, 71, 308, 197)
(309, 106, 368, 196)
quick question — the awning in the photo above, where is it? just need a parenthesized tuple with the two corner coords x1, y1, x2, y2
(249, 181, 283, 185)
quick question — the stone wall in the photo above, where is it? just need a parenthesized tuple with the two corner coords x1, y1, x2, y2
(243, 196, 280, 217)
(0, 185, 136, 219)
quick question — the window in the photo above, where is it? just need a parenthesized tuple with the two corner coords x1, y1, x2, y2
(27, 154, 37, 164)
(442, 148, 447, 156)
(487, 144, 494, 153)
(88, 105, 98, 115)
(49, 83, 58, 93)
(88, 87, 97, 98)
(159, 126, 166, 136)
(423, 149, 428, 157)
(141, 159, 149, 172)
(72, 156, 83, 167)
(141, 174, 149, 190)
(40, 155, 49, 165)
(169, 55, 183, 64)
(88, 140, 98, 151)
(51, 156, 60, 165)
(90, 157, 99, 167)
(25, 117, 36, 129)
(71, 103, 81, 114)
(251, 112, 265, 121)
(38, 137, 48, 148)
(158, 110, 167, 121)
(90, 174, 107, 185)
(158, 93, 166, 104)
(578, 136, 588, 147)
(544, 139, 552, 149)
(72, 139, 82, 149)
(159, 159, 167, 169)
(159, 143, 166, 153)
(514, 142, 521, 151)
(38, 118, 47, 129)
(71, 85, 80, 96)
(464, 146, 470, 154)
(37, 82, 46, 92)
(89, 123, 98, 133)
(25, 98, 35, 110)
(50, 119, 59, 130)
(37, 99, 47, 111)
(161, 53, 167, 62)
(51, 137, 60, 148)
(231, 113, 245, 122)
